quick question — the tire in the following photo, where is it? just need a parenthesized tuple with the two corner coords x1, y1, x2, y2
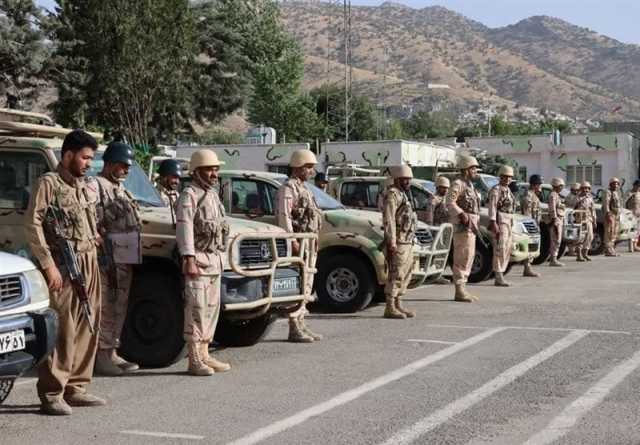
(468, 236, 493, 283)
(215, 313, 275, 347)
(316, 253, 375, 313)
(532, 223, 551, 265)
(590, 225, 605, 255)
(0, 378, 14, 404)
(119, 267, 186, 368)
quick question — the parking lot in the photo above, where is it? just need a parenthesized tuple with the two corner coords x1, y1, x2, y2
(2, 249, 640, 445)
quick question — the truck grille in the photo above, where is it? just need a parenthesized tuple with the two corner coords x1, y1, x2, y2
(239, 239, 288, 266)
(0, 275, 23, 308)
(522, 220, 540, 234)
(415, 229, 433, 246)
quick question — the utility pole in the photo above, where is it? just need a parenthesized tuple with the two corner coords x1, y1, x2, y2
(343, 0, 352, 142)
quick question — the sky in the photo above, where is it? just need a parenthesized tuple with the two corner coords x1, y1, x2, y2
(35, 0, 640, 45)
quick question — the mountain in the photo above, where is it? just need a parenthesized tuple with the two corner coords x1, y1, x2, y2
(279, 1, 640, 120)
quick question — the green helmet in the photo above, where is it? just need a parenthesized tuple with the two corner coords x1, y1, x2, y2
(103, 141, 134, 166)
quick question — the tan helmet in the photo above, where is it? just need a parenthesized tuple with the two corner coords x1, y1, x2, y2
(436, 176, 450, 188)
(581, 181, 591, 189)
(190, 149, 224, 171)
(390, 165, 413, 179)
(570, 182, 580, 191)
(609, 177, 620, 184)
(498, 165, 514, 177)
(458, 154, 479, 170)
(289, 149, 317, 168)
(550, 177, 565, 187)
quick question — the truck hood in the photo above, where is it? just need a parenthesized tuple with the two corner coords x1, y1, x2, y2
(322, 208, 431, 240)
(0, 252, 37, 275)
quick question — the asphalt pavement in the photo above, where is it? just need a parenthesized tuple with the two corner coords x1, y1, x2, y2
(2, 249, 640, 445)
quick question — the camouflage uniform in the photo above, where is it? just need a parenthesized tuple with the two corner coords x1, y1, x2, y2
(487, 184, 514, 274)
(25, 165, 101, 406)
(603, 189, 621, 255)
(574, 193, 596, 258)
(548, 190, 565, 258)
(94, 176, 141, 355)
(382, 185, 417, 316)
(446, 177, 481, 287)
(425, 194, 448, 226)
(276, 177, 322, 341)
(625, 190, 640, 251)
(520, 190, 542, 276)
(156, 182, 179, 215)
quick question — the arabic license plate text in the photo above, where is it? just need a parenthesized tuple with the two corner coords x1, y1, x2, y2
(273, 277, 299, 292)
(0, 330, 26, 354)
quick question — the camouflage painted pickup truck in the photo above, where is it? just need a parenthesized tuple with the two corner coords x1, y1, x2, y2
(0, 117, 312, 367)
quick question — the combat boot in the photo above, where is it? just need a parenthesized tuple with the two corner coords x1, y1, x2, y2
(583, 249, 592, 261)
(288, 318, 314, 342)
(187, 342, 214, 376)
(523, 262, 540, 277)
(494, 272, 511, 287)
(576, 249, 586, 262)
(299, 316, 323, 341)
(454, 284, 474, 303)
(384, 296, 406, 319)
(94, 349, 123, 376)
(549, 256, 565, 267)
(111, 350, 139, 373)
(40, 400, 72, 416)
(434, 276, 451, 285)
(395, 297, 415, 318)
(200, 342, 231, 372)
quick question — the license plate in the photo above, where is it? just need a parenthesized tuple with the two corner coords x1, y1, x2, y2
(0, 330, 26, 354)
(273, 277, 299, 292)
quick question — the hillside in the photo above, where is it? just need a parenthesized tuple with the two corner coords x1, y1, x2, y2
(280, 1, 640, 120)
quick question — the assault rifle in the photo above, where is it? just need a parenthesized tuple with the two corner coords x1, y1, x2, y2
(46, 201, 96, 334)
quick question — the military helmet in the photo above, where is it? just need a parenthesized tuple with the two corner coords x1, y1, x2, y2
(529, 174, 543, 185)
(570, 182, 580, 191)
(609, 177, 620, 184)
(551, 177, 565, 187)
(190, 149, 224, 171)
(290, 149, 317, 168)
(158, 159, 181, 178)
(498, 165, 514, 177)
(103, 141, 134, 166)
(436, 176, 450, 188)
(457, 154, 479, 170)
(581, 181, 592, 189)
(390, 165, 413, 179)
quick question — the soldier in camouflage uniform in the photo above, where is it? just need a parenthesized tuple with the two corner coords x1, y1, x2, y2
(548, 177, 566, 267)
(487, 165, 515, 287)
(520, 174, 542, 277)
(176, 149, 231, 376)
(155, 159, 181, 222)
(603, 177, 621, 256)
(276, 149, 323, 342)
(425, 176, 451, 285)
(25, 130, 105, 415)
(381, 165, 417, 319)
(446, 154, 481, 303)
(564, 183, 580, 256)
(574, 181, 597, 261)
(93, 142, 142, 376)
(625, 179, 640, 252)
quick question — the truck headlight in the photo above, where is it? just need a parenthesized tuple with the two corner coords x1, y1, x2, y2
(24, 269, 49, 304)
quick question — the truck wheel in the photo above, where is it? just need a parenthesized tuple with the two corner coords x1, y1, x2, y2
(590, 226, 605, 255)
(215, 313, 275, 347)
(316, 254, 374, 313)
(120, 269, 186, 368)
(468, 237, 493, 283)
(0, 378, 14, 404)
(532, 223, 551, 265)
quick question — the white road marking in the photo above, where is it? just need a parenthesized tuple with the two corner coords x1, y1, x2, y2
(120, 430, 204, 440)
(378, 330, 589, 445)
(406, 339, 458, 345)
(226, 327, 506, 445)
(523, 348, 640, 445)
(425, 324, 630, 335)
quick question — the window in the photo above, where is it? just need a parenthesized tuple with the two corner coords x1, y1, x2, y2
(565, 164, 602, 187)
(518, 166, 527, 182)
(340, 182, 379, 209)
(231, 179, 274, 216)
(0, 151, 49, 209)
(410, 186, 432, 211)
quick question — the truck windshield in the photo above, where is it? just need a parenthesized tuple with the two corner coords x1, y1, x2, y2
(275, 177, 344, 210)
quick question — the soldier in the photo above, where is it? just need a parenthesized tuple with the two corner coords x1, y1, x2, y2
(425, 176, 450, 226)
(519, 174, 542, 277)
(176, 149, 231, 376)
(314, 172, 329, 192)
(625, 179, 640, 252)
(603, 177, 621, 257)
(574, 181, 597, 261)
(93, 142, 142, 376)
(156, 158, 181, 217)
(446, 154, 481, 303)
(548, 177, 566, 267)
(25, 129, 105, 415)
(276, 149, 323, 342)
(487, 165, 515, 287)
(564, 183, 580, 256)
(381, 165, 417, 319)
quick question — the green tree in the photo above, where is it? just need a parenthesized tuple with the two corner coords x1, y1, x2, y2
(0, 0, 48, 108)
(402, 110, 456, 139)
(477, 153, 518, 176)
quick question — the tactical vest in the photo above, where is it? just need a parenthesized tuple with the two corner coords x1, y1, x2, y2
(522, 191, 541, 223)
(496, 186, 515, 214)
(609, 191, 621, 214)
(574, 195, 594, 223)
(432, 196, 448, 225)
(192, 187, 228, 253)
(291, 187, 322, 233)
(97, 180, 141, 233)
(392, 188, 417, 244)
(457, 180, 480, 215)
